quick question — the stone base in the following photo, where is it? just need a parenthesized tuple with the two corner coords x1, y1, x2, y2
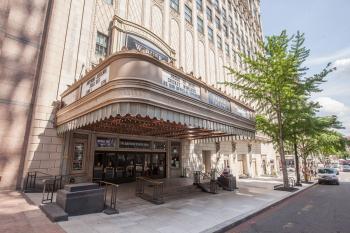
(56, 183, 104, 216)
(40, 203, 68, 222)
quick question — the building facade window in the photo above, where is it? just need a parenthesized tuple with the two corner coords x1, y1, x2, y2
(104, 0, 113, 4)
(222, 7, 227, 20)
(208, 26, 214, 42)
(225, 43, 229, 56)
(95, 32, 108, 56)
(206, 6, 212, 22)
(223, 24, 228, 37)
(215, 16, 221, 30)
(217, 35, 222, 49)
(185, 5, 192, 23)
(214, 0, 220, 11)
(196, 0, 203, 12)
(229, 16, 233, 28)
(170, 0, 179, 12)
(197, 17, 204, 34)
(231, 32, 235, 45)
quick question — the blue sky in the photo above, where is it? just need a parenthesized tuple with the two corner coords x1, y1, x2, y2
(261, 0, 350, 135)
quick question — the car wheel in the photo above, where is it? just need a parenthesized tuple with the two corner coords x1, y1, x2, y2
(336, 181, 340, 185)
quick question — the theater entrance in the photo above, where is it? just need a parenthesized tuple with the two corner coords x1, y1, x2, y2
(93, 151, 166, 183)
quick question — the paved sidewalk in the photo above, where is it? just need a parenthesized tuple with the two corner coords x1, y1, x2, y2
(0, 190, 64, 233)
(52, 178, 314, 233)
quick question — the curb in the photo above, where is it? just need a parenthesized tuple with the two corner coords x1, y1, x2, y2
(202, 182, 318, 233)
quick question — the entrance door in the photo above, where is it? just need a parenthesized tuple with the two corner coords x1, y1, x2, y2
(238, 154, 247, 176)
(93, 151, 166, 183)
(202, 151, 211, 173)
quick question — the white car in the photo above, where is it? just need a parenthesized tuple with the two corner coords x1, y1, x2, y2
(317, 168, 339, 185)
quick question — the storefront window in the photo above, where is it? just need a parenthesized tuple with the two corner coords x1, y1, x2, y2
(72, 143, 84, 170)
(171, 142, 181, 168)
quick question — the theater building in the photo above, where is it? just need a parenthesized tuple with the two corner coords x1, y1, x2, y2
(0, 0, 278, 189)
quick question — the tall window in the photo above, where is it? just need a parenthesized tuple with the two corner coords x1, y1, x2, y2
(214, 0, 220, 11)
(104, 0, 113, 4)
(185, 5, 192, 23)
(95, 32, 108, 56)
(231, 32, 235, 45)
(206, 6, 212, 22)
(208, 26, 214, 42)
(225, 43, 229, 56)
(217, 35, 222, 49)
(197, 17, 204, 34)
(223, 25, 228, 37)
(222, 7, 227, 20)
(170, 0, 179, 12)
(196, 0, 203, 11)
(215, 16, 221, 30)
(229, 16, 233, 29)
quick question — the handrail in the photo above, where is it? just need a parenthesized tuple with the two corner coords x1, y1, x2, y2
(135, 176, 164, 204)
(99, 181, 119, 214)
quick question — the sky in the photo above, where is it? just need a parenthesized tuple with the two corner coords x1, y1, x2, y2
(260, 0, 350, 136)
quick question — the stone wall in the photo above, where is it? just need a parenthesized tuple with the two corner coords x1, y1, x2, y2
(22, 0, 115, 181)
(0, 0, 50, 189)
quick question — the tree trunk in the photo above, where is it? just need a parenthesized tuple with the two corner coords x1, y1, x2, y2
(294, 142, 302, 186)
(303, 156, 308, 182)
(277, 111, 289, 188)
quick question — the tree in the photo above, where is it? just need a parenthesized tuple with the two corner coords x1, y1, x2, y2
(223, 31, 334, 188)
(296, 115, 344, 182)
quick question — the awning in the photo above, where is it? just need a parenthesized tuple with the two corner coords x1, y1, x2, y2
(57, 102, 255, 139)
(56, 51, 256, 140)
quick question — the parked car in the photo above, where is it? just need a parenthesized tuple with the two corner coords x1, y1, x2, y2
(331, 165, 340, 175)
(341, 165, 350, 172)
(317, 168, 339, 185)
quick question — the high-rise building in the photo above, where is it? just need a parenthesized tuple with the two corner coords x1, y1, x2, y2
(0, 0, 278, 189)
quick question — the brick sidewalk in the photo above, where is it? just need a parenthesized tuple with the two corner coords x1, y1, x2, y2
(0, 190, 65, 233)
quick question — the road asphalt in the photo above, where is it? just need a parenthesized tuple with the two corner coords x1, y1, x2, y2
(226, 172, 350, 233)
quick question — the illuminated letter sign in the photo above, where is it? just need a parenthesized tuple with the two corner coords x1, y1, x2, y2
(126, 34, 170, 62)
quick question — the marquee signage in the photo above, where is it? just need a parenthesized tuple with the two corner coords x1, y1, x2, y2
(126, 34, 170, 62)
(81, 66, 109, 97)
(162, 71, 201, 100)
(208, 92, 231, 111)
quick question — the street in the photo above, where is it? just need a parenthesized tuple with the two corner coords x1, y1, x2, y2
(227, 172, 350, 233)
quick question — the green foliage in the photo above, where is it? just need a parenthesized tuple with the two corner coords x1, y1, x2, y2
(223, 30, 339, 187)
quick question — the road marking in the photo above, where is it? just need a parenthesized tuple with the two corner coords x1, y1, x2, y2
(301, 204, 313, 212)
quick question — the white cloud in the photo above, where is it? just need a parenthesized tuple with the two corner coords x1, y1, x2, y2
(334, 58, 350, 73)
(315, 96, 350, 136)
(316, 97, 347, 114)
(306, 47, 350, 66)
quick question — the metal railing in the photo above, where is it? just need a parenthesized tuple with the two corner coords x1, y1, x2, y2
(136, 177, 164, 204)
(99, 181, 119, 214)
(23, 171, 86, 204)
(24, 171, 55, 193)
